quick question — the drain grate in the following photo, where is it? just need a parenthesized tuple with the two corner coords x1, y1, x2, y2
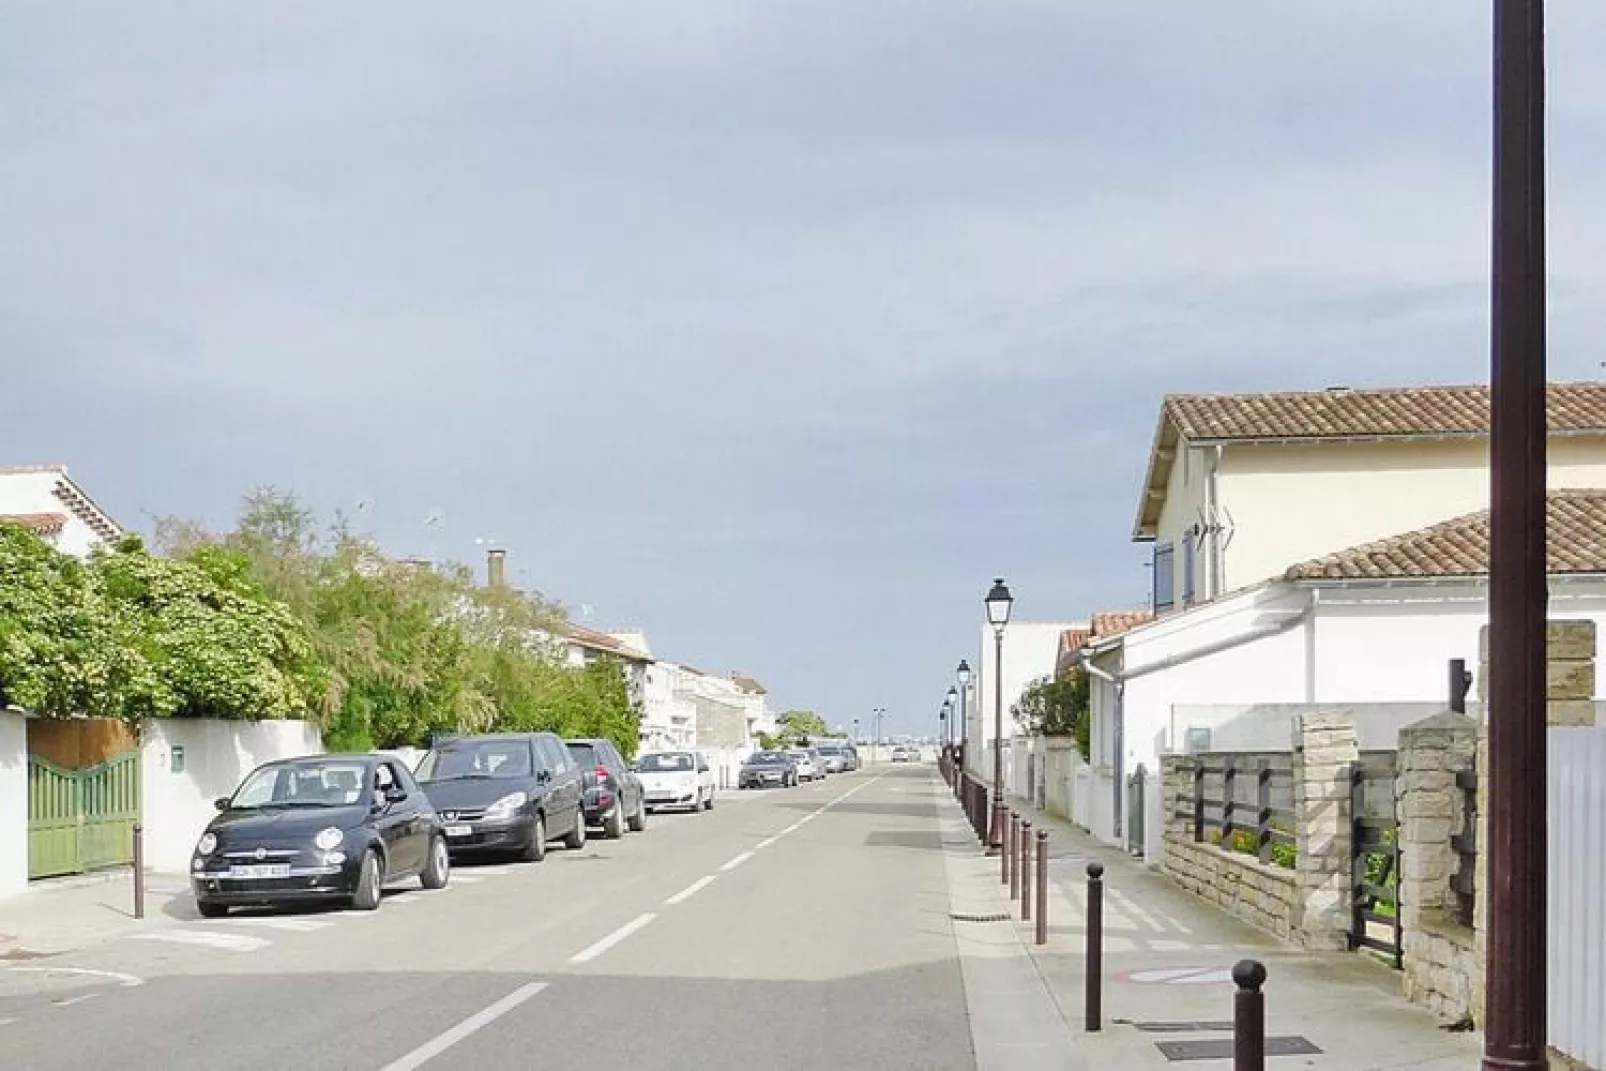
(1156, 1037, 1322, 1060)
(950, 912, 1011, 923)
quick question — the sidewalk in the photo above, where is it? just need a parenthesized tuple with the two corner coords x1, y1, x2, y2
(0, 869, 193, 959)
(1003, 797, 1482, 1069)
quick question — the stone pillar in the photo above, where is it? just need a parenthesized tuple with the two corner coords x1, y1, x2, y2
(1161, 754, 1189, 838)
(1292, 710, 1358, 950)
(1478, 619, 1598, 725)
(1395, 711, 1479, 1015)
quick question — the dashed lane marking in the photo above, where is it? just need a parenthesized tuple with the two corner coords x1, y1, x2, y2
(568, 913, 656, 964)
(755, 836, 778, 849)
(720, 851, 754, 872)
(378, 981, 548, 1071)
(664, 876, 716, 905)
(126, 931, 270, 953)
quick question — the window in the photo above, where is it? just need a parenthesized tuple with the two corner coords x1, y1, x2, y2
(1152, 541, 1175, 612)
(1181, 530, 1196, 607)
(537, 737, 570, 772)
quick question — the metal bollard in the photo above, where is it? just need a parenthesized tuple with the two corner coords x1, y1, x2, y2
(1232, 959, 1267, 1070)
(1034, 829, 1048, 945)
(132, 823, 145, 920)
(1085, 861, 1104, 1031)
(1004, 810, 1017, 887)
(1020, 820, 1033, 920)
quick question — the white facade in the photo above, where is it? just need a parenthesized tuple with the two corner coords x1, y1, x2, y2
(640, 662, 697, 752)
(0, 710, 27, 897)
(965, 620, 1082, 780)
(139, 718, 324, 873)
(1144, 435, 1606, 612)
(0, 464, 122, 558)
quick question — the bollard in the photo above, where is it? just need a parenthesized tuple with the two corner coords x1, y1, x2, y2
(132, 823, 145, 920)
(1004, 810, 1017, 887)
(1085, 861, 1104, 1031)
(1034, 829, 1048, 945)
(1232, 959, 1267, 1070)
(1020, 820, 1032, 921)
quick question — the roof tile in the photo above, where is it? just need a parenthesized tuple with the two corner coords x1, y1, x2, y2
(1090, 609, 1153, 638)
(0, 512, 68, 534)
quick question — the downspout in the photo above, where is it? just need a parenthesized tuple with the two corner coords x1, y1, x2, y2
(1303, 588, 1321, 702)
(1206, 445, 1224, 598)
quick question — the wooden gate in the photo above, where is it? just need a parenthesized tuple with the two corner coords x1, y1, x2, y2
(27, 752, 141, 879)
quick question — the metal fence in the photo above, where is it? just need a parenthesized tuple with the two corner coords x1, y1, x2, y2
(1174, 754, 1296, 868)
(1549, 726, 1606, 1069)
(1349, 759, 1402, 969)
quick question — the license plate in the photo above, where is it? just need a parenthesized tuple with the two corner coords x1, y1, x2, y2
(229, 864, 290, 879)
(445, 824, 473, 838)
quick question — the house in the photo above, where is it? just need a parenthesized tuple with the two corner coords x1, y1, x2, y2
(729, 673, 775, 741)
(0, 464, 122, 557)
(1064, 609, 1152, 841)
(964, 619, 1086, 786)
(1132, 382, 1606, 613)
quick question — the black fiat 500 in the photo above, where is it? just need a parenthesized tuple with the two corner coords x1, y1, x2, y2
(190, 753, 449, 917)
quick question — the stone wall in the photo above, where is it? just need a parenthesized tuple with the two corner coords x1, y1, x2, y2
(1162, 831, 1299, 939)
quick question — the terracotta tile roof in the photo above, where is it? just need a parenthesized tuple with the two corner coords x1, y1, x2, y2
(1090, 608, 1154, 638)
(561, 622, 652, 662)
(1133, 381, 1606, 539)
(0, 512, 67, 535)
(1283, 489, 1606, 581)
(730, 674, 767, 695)
(1057, 628, 1090, 654)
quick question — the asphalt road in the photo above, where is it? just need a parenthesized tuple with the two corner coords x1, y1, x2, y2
(0, 765, 973, 1071)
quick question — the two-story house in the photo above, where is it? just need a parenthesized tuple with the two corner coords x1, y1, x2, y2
(1075, 381, 1606, 855)
(0, 464, 122, 556)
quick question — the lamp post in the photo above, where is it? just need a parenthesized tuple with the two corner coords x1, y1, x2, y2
(872, 707, 886, 764)
(984, 578, 1014, 855)
(957, 659, 972, 775)
(945, 687, 958, 751)
(852, 718, 860, 748)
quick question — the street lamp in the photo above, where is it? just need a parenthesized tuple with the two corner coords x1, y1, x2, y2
(956, 659, 972, 777)
(852, 717, 860, 746)
(871, 707, 886, 764)
(945, 686, 958, 750)
(984, 578, 1014, 855)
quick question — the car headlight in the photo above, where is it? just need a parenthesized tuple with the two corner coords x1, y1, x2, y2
(196, 832, 217, 856)
(313, 827, 344, 851)
(485, 791, 528, 818)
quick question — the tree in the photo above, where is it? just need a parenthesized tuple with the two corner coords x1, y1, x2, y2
(774, 709, 830, 747)
(1013, 669, 1090, 755)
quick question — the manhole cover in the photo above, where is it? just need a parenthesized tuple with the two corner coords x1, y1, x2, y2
(1156, 1037, 1322, 1060)
(950, 912, 1011, 923)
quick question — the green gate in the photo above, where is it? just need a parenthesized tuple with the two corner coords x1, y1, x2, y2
(27, 752, 141, 879)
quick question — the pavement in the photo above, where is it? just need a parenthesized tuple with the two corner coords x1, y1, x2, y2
(987, 792, 1486, 1069)
(0, 767, 976, 1070)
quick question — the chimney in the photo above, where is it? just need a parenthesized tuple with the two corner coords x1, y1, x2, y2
(486, 547, 507, 589)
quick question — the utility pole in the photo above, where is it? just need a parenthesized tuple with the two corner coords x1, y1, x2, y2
(1484, 2, 1548, 1067)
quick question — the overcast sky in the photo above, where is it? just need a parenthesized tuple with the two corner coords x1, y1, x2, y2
(5, 2, 1606, 735)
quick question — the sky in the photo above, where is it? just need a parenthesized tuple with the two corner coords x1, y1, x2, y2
(6, 2, 1606, 737)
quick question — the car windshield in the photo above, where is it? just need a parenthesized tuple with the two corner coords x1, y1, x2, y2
(566, 743, 597, 766)
(230, 759, 371, 809)
(416, 740, 533, 782)
(637, 752, 695, 772)
(747, 752, 787, 765)
(788, 751, 810, 761)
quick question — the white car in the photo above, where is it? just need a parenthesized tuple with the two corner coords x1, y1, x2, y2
(786, 749, 820, 781)
(890, 745, 920, 763)
(635, 751, 715, 813)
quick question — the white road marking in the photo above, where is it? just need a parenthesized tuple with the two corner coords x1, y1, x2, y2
(568, 913, 656, 964)
(664, 876, 716, 905)
(4, 967, 143, 988)
(755, 836, 778, 849)
(378, 981, 548, 1071)
(215, 917, 333, 932)
(720, 851, 754, 872)
(56, 994, 99, 1008)
(127, 931, 269, 953)
(462, 866, 512, 876)
(450, 875, 483, 884)
(0, 1017, 16, 1027)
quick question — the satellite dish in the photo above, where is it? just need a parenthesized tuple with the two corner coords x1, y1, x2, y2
(424, 511, 444, 529)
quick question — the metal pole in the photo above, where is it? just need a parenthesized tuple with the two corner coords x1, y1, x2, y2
(1005, 810, 1017, 888)
(958, 677, 968, 780)
(132, 823, 145, 920)
(988, 629, 1005, 855)
(1035, 829, 1048, 945)
(1486, 1, 1548, 1067)
(1085, 861, 1104, 1031)
(1232, 959, 1267, 1070)
(1020, 820, 1033, 920)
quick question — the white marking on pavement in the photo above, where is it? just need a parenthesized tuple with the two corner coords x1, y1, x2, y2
(450, 875, 484, 884)
(56, 994, 99, 1008)
(5, 966, 143, 988)
(378, 981, 548, 1071)
(754, 836, 778, 849)
(0, 1017, 16, 1027)
(664, 876, 716, 905)
(127, 931, 270, 953)
(1119, 966, 1234, 985)
(568, 913, 656, 963)
(216, 917, 333, 932)
(720, 851, 754, 872)
(462, 866, 512, 876)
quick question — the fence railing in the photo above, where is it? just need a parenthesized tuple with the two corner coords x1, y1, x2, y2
(1349, 761, 1402, 968)
(1174, 755, 1296, 869)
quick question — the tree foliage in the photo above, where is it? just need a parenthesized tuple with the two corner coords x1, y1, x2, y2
(2, 489, 645, 759)
(774, 708, 830, 747)
(1013, 669, 1090, 755)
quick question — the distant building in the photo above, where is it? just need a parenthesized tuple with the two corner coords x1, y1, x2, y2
(0, 464, 122, 557)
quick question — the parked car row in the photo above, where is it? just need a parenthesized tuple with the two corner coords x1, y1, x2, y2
(737, 739, 858, 790)
(188, 732, 733, 917)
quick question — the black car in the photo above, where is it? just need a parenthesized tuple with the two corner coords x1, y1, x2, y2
(190, 753, 449, 917)
(739, 750, 799, 789)
(415, 732, 587, 862)
(566, 737, 646, 838)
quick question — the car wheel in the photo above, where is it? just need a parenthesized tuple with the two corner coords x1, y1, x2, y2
(702, 790, 714, 811)
(196, 899, 228, 919)
(563, 807, 587, 850)
(627, 796, 646, 833)
(420, 836, 450, 890)
(351, 850, 383, 911)
(605, 801, 626, 839)
(521, 814, 548, 863)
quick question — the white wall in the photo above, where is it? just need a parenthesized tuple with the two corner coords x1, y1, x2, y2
(139, 719, 323, 873)
(0, 468, 116, 558)
(969, 620, 1074, 778)
(0, 712, 27, 898)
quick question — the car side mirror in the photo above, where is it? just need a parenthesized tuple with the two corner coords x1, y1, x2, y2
(538, 768, 552, 784)
(385, 787, 408, 804)
(213, 796, 231, 812)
